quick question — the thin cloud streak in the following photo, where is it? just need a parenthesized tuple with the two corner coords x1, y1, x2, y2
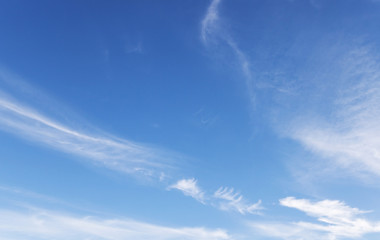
(201, 0, 221, 44)
(0, 208, 231, 240)
(0, 71, 176, 180)
(201, 0, 255, 104)
(0, 185, 231, 240)
(251, 197, 380, 240)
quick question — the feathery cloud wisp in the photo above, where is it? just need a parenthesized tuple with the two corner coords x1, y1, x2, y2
(251, 197, 380, 240)
(169, 178, 205, 203)
(0, 70, 177, 180)
(214, 187, 262, 215)
(169, 179, 262, 215)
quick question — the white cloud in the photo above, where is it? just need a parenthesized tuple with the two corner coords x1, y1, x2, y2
(169, 178, 205, 203)
(214, 187, 262, 215)
(201, 0, 255, 104)
(0, 69, 176, 180)
(251, 197, 380, 240)
(279, 197, 367, 224)
(201, 0, 221, 44)
(288, 46, 380, 179)
(0, 208, 231, 240)
(0, 184, 232, 240)
(168, 180, 262, 215)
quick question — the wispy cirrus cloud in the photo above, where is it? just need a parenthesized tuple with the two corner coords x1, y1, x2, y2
(201, 0, 221, 44)
(0, 184, 231, 240)
(0, 69, 260, 218)
(201, 0, 255, 104)
(214, 187, 262, 215)
(169, 178, 206, 204)
(251, 197, 380, 240)
(0, 69, 178, 180)
(0, 207, 231, 240)
(169, 178, 262, 215)
(288, 45, 380, 179)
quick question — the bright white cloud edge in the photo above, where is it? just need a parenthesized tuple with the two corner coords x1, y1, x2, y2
(169, 178, 206, 203)
(250, 196, 380, 240)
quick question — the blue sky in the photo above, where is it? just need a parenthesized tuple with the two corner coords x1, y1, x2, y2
(1, 0, 380, 239)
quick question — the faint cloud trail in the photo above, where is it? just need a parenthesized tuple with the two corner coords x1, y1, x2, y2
(0, 68, 261, 217)
(0, 186, 232, 240)
(0, 69, 178, 181)
(0, 206, 231, 240)
(201, 0, 221, 44)
(201, 0, 255, 106)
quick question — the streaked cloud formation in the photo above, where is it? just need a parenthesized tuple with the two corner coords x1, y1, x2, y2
(0, 69, 175, 180)
(252, 197, 380, 240)
(0, 207, 231, 240)
(201, 0, 254, 103)
(0, 68, 261, 219)
(0, 186, 233, 240)
(289, 46, 380, 179)
(3, 1, 380, 240)
(0, 185, 231, 240)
